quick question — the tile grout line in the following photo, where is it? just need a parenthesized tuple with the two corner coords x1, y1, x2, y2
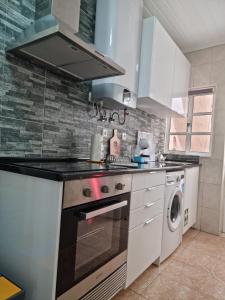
(41, 68, 47, 157)
(0, 0, 8, 152)
(128, 288, 149, 300)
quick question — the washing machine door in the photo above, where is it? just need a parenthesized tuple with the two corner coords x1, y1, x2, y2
(167, 190, 182, 232)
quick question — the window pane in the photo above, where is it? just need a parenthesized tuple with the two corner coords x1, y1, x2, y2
(169, 135, 186, 151)
(170, 117, 187, 133)
(192, 115, 212, 132)
(191, 135, 211, 153)
(193, 94, 213, 113)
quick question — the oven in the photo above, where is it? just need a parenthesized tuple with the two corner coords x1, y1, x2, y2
(56, 175, 132, 300)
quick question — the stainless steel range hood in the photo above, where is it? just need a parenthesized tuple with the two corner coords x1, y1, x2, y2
(6, 0, 125, 81)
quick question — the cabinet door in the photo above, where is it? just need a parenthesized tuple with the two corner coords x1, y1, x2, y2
(149, 18, 176, 108)
(126, 214, 163, 287)
(171, 48, 190, 115)
(183, 167, 199, 234)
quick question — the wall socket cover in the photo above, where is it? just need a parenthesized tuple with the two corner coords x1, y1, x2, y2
(102, 129, 108, 138)
(122, 132, 127, 141)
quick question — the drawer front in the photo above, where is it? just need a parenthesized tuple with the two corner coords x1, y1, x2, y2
(132, 172, 165, 191)
(126, 214, 163, 287)
(130, 185, 165, 210)
(129, 198, 164, 230)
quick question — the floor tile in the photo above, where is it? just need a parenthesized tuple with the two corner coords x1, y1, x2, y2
(162, 260, 211, 290)
(211, 259, 225, 284)
(196, 231, 225, 246)
(182, 228, 200, 248)
(113, 230, 225, 300)
(158, 243, 185, 271)
(176, 248, 225, 285)
(141, 273, 214, 300)
(188, 234, 225, 260)
(161, 259, 225, 299)
(113, 288, 146, 300)
(175, 243, 216, 269)
(129, 265, 159, 294)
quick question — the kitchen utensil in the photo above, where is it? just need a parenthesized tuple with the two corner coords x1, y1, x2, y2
(110, 129, 121, 158)
(106, 154, 116, 163)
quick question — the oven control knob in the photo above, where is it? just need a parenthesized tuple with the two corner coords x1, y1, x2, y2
(83, 188, 92, 197)
(101, 185, 109, 193)
(115, 183, 125, 190)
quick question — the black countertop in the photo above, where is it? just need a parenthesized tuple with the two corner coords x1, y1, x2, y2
(0, 157, 200, 181)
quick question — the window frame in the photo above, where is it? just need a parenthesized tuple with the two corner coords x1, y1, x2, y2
(165, 86, 216, 157)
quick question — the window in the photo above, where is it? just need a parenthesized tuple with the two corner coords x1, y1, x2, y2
(167, 87, 215, 156)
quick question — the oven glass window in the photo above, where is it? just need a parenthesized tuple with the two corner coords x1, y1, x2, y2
(74, 206, 127, 283)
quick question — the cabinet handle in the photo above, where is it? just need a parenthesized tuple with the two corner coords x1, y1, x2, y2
(144, 215, 159, 226)
(149, 171, 157, 174)
(80, 200, 128, 219)
(144, 217, 155, 225)
(146, 187, 157, 192)
(167, 181, 175, 186)
(145, 202, 155, 208)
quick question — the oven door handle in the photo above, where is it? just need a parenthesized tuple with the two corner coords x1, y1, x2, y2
(79, 200, 128, 220)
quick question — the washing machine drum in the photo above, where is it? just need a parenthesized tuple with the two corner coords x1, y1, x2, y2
(167, 190, 182, 232)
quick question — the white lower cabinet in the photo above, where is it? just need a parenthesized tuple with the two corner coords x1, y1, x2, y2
(126, 214, 163, 287)
(126, 172, 165, 287)
(183, 166, 200, 234)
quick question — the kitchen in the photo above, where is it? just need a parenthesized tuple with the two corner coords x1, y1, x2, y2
(0, 0, 225, 299)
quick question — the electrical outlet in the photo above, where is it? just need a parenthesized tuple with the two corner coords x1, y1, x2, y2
(122, 132, 127, 141)
(102, 128, 108, 138)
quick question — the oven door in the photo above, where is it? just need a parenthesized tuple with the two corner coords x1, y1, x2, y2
(56, 193, 130, 298)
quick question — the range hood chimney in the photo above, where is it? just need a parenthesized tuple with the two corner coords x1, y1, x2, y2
(6, 0, 125, 81)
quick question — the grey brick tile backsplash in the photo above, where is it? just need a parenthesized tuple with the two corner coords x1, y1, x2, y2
(0, 0, 166, 158)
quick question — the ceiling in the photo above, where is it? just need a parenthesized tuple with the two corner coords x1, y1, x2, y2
(143, 0, 225, 53)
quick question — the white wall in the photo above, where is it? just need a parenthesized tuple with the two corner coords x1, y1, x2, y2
(186, 44, 225, 235)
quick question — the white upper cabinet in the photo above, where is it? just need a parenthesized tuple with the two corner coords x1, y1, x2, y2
(171, 47, 191, 115)
(138, 17, 176, 107)
(137, 17, 190, 117)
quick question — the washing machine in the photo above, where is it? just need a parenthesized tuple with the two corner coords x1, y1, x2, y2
(160, 170, 184, 262)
